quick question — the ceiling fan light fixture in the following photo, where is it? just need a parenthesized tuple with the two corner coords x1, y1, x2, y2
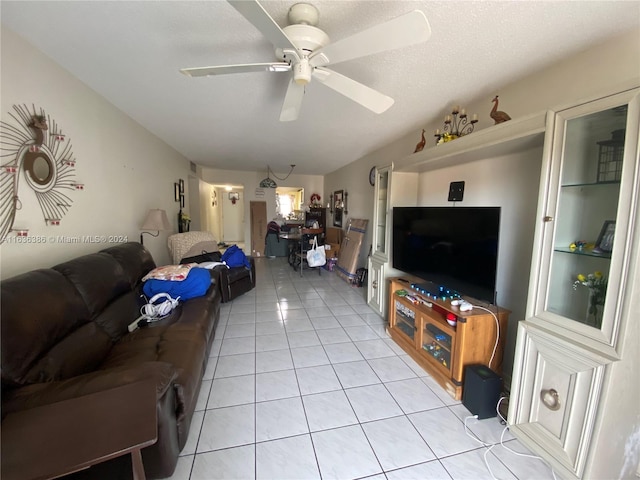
(293, 58, 312, 85)
(259, 176, 277, 188)
(186, 2, 432, 121)
(259, 164, 296, 188)
(288, 3, 320, 27)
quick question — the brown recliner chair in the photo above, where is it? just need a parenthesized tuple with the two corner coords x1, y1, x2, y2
(213, 259, 256, 303)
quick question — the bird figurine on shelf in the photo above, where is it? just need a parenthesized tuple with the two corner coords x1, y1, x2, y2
(490, 95, 511, 124)
(414, 129, 426, 153)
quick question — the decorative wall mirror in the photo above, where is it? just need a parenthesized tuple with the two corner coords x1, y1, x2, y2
(333, 190, 344, 227)
(24, 153, 54, 186)
(0, 104, 80, 242)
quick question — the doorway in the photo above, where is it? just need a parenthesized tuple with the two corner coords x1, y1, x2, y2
(208, 185, 245, 248)
(275, 187, 304, 220)
(250, 201, 267, 257)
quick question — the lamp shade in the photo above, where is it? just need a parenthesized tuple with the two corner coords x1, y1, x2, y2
(141, 209, 171, 231)
(259, 176, 277, 188)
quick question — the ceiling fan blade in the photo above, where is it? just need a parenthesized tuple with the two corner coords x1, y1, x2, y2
(310, 10, 431, 68)
(280, 79, 305, 122)
(180, 62, 291, 77)
(228, 0, 297, 50)
(313, 67, 394, 114)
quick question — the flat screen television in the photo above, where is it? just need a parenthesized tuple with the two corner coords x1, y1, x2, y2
(392, 206, 501, 303)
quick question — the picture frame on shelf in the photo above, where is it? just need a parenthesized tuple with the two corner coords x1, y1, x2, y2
(595, 220, 615, 253)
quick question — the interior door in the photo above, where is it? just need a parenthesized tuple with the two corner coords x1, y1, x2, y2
(250, 201, 267, 257)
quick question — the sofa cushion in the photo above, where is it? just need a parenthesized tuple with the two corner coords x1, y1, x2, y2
(1, 269, 91, 387)
(53, 253, 130, 319)
(23, 322, 113, 383)
(101, 242, 156, 289)
(93, 290, 145, 342)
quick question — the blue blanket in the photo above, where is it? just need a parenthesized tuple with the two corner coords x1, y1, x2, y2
(143, 267, 212, 301)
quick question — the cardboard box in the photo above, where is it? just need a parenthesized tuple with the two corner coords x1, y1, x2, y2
(336, 219, 368, 284)
(326, 227, 344, 245)
(324, 243, 340, 259)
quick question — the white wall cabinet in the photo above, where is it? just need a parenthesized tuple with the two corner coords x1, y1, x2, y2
(367, 165, 391, 316)
(367, 165, 418, 317)
(508, 87, 640, 479)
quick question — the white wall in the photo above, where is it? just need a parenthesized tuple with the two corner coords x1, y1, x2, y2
(221, 188, 244, 243)
(324, 28, 640, 383)
(416, 148, 544, 374)
(188, 175, 202, 231)
(211, 186, 224, 241)
(0, 28, 191, 278)
(200, 168, 323, 254)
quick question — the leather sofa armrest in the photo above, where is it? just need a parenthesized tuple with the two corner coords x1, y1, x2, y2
(212, 265, 230, 299)
(2, 361, 179, 418)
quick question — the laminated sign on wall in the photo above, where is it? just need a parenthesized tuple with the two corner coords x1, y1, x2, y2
(336, 218, 368, 285)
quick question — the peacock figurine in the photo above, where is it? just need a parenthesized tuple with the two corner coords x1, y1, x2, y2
(490, 96, 511, 124)
(414, 129, 426, 153)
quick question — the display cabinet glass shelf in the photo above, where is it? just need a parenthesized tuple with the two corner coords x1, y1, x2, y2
(367, 165, 418, 317)
(531, 90, 637, 338)
(392, 298, 416, 343)
(421, 321, 453, 374)
(374, 168, 389, 257)
(509, 87, 640, 480)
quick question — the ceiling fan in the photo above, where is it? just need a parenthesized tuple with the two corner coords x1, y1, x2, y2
(180, 1, 431, 121)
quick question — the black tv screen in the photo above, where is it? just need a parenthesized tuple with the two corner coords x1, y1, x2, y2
(392, 206, 501, 303)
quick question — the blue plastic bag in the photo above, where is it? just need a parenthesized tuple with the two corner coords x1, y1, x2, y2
(221, 245, 250, 269)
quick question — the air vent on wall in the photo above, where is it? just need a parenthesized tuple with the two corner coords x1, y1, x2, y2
(190, 161, 197, 173)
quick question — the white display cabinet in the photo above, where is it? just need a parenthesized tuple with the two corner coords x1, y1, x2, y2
(508, 87, 640, 479)
(367, 165, 418, 317)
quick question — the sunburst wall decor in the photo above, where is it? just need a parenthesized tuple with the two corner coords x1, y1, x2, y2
(0, 104, 81, 243)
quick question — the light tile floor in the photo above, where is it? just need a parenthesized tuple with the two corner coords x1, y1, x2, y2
(168, 257, 556, 480)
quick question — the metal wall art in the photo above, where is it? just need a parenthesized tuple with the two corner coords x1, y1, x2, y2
(0, 104, 81, 243)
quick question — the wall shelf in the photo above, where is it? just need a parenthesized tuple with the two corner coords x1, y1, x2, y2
(395, 111, 548, 173)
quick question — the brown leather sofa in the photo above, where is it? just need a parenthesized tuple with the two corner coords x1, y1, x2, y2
(1, 242, 221, 479)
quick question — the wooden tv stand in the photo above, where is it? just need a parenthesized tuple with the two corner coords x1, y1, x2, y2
(387, 276, 509, 400)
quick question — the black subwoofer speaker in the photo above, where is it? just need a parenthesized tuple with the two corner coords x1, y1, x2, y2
(462, 364, 502, 419)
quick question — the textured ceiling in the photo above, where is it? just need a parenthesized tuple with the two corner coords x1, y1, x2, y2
(1, 1, 638, 175)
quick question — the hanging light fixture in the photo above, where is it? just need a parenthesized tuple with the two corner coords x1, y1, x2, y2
(259, 164, 296, 188)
